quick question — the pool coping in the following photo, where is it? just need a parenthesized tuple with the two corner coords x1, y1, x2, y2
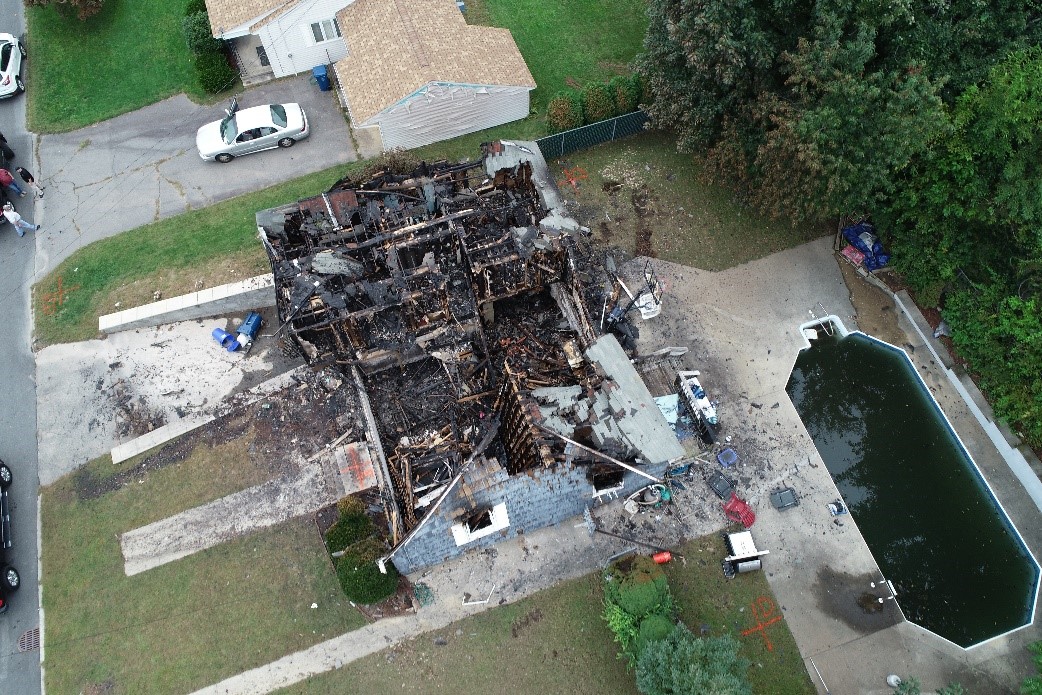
(796, 317, 1041, 650)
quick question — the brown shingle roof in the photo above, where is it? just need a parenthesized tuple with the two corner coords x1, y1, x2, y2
(204, 0, 293, 36)
(333, 0, 536, 124)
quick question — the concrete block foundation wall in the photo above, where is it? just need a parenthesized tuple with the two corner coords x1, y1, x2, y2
(99, 274, 276, 334)
(392, 460, 670, 575)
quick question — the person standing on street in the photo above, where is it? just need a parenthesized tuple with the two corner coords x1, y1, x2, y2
(2, 202, 39, 237)
(0, 131, 14, 162)
(15, 167, 43, 198)
(0, 168, 25, 197)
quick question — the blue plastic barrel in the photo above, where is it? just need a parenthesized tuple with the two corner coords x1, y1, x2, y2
(239, 312, 263, 340)
(312, 65, 331, 91)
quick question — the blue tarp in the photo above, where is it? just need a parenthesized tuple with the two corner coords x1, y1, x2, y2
(842, 222, 890, 271)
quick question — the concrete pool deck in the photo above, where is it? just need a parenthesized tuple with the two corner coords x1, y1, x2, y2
(631, 236, 1041, 693)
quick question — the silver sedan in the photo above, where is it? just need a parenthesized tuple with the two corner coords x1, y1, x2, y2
(196, 101, 309, 163)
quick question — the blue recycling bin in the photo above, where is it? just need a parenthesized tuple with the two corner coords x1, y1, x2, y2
(312, 64, 331, 92)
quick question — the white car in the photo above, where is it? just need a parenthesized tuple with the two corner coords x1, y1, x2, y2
(0, 33, 25, 98)
(196, 100, 309, 163)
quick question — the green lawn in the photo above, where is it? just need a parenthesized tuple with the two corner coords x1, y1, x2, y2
(275, 536, 815, 695)
(26, 0, 228, 132)
(470, 0, 649, 111)
(550, 132, 829, 270)
(42, 428, 367, 695)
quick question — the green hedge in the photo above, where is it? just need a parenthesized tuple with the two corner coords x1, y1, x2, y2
(602, 556, 675, 666)
(603, 557, 752, 693)
(546, 91, 584, 133)
(325, 498, 375, 553)
(335, 536, 399, 604)
(582, 83, 617, 122)
(195, 51, 237, 94)
(547, 74, 645, 133)
(610, 74, 643, 114)
(183, 11, 223, 55)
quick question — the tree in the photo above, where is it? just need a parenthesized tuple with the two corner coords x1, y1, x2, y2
(635, 626, 752, 695)
(636, 0, 1041, 222)
(878, 48, 1042, 447)
(754, 11, 946, 219)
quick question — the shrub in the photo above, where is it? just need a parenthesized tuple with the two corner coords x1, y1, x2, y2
(602, 599, 640, 659)
(610, 75, 642, 114)
(183, 11, 223, 55)
(324, 508, 374, 553)
(635, 627, 752, 695)
(582, 83, 617, 123)
(336, 536, 399, 604)
(604, 556, 673, 621)
(186, 0, 208, 15)
(194, 51, 237, 94)
(634, 614, 675, 657)
(603, 556, 675, 666)
(629, 72, 648, 108)
(546, 91, 583, 133)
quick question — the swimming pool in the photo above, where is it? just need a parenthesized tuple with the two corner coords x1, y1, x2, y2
(786, 325, 1039, 648)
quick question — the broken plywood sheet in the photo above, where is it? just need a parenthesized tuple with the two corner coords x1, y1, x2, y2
(584, 335, 685, 464)
(332, 442, 378, 497)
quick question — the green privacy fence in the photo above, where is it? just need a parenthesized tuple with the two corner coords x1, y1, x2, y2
(535, 111, 649, 159)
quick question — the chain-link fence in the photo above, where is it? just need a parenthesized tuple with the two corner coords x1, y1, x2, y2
(535, 111, 648, 159)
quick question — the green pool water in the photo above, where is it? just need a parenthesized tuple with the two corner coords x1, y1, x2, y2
(786, 331, 1038, 648)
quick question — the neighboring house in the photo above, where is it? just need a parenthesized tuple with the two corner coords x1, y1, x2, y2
(333, 0, 536, 151)
(205, 0, 353, 83)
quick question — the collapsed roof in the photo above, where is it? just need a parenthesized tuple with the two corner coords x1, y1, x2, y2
(256, 142, 683, 568)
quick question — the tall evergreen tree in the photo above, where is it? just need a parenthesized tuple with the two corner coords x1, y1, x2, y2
(637, 0, 1041, 221)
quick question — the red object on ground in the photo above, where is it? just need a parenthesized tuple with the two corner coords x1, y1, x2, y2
(652, 551, 672, 564)
(840, 244, 865, 267)
(723, 494, 756, 528)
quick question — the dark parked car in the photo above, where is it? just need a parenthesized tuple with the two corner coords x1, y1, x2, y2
(0, 460, 19, 613)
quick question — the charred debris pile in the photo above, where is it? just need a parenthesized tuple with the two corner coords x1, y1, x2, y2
(256, 141, 678, 560)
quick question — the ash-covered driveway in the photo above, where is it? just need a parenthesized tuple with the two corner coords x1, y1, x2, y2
(36, 76, 360, 275)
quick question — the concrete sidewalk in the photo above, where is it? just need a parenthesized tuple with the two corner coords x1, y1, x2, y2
(34, 75, 368, 276)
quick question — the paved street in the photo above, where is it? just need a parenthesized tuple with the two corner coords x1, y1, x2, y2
(0, 30, 368, 695)
(0, 1, 42, 692)
(35, 76, 364, 275)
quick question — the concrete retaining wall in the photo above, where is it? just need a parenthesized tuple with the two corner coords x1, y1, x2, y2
(99, 274, 276, 334)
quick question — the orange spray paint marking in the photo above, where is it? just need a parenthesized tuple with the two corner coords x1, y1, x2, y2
(740, 595, 783, 651)
(560, 166, 588, 194)
(41, 276, 80, 316)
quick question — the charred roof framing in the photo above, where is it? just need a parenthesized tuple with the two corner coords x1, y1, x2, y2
(257, 142, 679, 561)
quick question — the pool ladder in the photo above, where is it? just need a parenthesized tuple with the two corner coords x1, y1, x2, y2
(808, 303, 835, 336)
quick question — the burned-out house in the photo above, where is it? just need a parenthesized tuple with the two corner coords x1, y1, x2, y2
(256, 141, 684, 574)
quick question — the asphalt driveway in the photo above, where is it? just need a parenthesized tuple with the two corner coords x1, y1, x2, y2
(35, 75, 362, 275)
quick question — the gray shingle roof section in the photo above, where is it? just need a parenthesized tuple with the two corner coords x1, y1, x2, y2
(584, 335, 685, 464)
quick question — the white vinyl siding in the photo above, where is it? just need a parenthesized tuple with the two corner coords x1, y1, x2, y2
(258, 0, 353, 77)
(369, 84, 531, 151)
